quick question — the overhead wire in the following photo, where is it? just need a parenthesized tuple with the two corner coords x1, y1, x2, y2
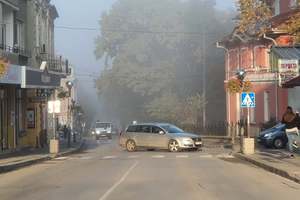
(55, 25, 224, 37)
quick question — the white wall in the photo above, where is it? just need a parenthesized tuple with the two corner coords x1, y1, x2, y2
(2, 4, 13, 47)
(35, 5, 54, 54)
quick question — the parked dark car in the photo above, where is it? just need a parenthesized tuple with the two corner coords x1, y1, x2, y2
(257, 123, 288, 149)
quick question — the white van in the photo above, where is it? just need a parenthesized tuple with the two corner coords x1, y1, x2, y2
(92, 122, 113, 140)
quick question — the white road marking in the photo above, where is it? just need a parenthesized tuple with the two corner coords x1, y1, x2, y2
(55, 157, 68, 160)
(103, 156, 117, 159)
(98, 161, 139, 200)
(217, 154, 234, 159)
(199, 154, 213, 158)
(68, 156, 92, 160)
(152, 155, 165, 158)
(176, 155, 189, 158)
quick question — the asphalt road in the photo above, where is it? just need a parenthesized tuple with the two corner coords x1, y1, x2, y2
(0, 138, 299, 200)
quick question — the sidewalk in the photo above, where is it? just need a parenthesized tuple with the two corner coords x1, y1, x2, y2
(0, 140, 85, 174)
(234, 147, 300, 184)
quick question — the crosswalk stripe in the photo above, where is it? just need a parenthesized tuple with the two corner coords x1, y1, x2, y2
(176, 155, 189, 158)
(152, 155, 165, 158)
(199, 154, 213, 158)
(217, 154, 234, 159)
(55, 157, 68, 160)
(98, 153, 232, 160)
(103, 156, 117, 159)
(68, 156, 93, 160)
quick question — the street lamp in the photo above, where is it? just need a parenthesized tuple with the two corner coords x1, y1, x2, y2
(236, 69, 247, 83)
(236, 69, 250, 138)
(65, 81, 73, 147)
(236, 69, 255, 154)
(66, 81, 74, 96)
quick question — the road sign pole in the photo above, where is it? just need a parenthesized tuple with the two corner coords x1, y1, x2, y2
(52, 92, 55, 140)
(247, 107, 250, 138)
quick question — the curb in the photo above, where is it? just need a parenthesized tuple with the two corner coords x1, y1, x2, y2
(234, 153, 300, 184)
(0, 156, 51, 174)
(0, 140, 85, 174)
(51, 139, 86, 158)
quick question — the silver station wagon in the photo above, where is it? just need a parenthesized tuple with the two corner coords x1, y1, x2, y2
(120, 123, 202, 152)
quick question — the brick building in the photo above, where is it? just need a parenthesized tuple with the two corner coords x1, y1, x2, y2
(218, 0, 300, 130)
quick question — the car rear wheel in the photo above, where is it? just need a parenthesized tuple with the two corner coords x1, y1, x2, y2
(168, 140, 180, 152)
(273, 138, 284, 149)
(126, 140, 136, 152)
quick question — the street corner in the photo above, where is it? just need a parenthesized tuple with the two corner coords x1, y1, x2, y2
(233, 152, 300, 184)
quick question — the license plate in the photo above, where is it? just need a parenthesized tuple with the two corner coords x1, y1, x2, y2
(195, 141, 202, 145)
(257, 138, 261, 142)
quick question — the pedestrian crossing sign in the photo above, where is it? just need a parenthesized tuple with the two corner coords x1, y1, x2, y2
(241, 92, 255, 108)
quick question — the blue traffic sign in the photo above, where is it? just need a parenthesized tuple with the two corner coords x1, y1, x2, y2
(241, 92, 255, 108)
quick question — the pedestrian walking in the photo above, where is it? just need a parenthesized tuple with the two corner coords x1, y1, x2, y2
(282, 106, 299, 157)
(63, 125, 68, 139)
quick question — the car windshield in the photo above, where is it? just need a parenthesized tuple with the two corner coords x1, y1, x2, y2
(274, 123, 285, 129)
(161, 125, 184, 133)
(96, 123, 111, 129)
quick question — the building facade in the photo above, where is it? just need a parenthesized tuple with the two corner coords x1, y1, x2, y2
(0, 0, 69, 152)
(219, 0, 300, 130)
(57, 66, 78, 129)
(0, 0, 30, 151)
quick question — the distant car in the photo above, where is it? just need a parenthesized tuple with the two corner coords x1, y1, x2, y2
(119, 123, 202, 152)
(92, 122, 113, 140)
(257, 123, 288, 149)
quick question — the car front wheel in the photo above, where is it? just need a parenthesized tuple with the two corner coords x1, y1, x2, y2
(126, 139, 136, 152)
(273, 138, 284, 149)
(169, 140, 180, 152)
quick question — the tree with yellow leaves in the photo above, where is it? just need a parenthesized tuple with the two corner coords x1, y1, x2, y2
(280, 9, 300, 43)
(237, 0, 272, 36)
(227, 79, 252, 94)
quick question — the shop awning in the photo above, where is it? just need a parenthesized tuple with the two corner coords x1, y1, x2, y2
(21, 67, 64, 89)
(271, 46, 300, 88)
(282, 75, 300, 88)
(272, 46, 300, 59)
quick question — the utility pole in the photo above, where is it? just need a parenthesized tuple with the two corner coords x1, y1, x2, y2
(202, 30, 206, 129)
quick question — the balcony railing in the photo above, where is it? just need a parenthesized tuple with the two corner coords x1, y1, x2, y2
(38, 52, 70, 74)
(0, 44, 31, 57)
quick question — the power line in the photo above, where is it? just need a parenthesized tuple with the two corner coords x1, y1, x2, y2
(76, 72, 211, 79)
(55, 25, 223, 36)
(55, 26, 98, 31)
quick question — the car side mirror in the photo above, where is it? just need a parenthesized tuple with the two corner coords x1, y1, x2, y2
(159, 131, 165, 135)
